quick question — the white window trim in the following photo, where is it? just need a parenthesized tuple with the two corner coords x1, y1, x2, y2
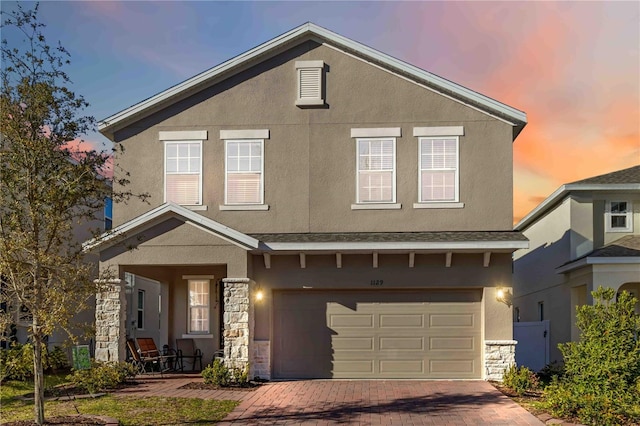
(351, 128, 401, 138)
(605, 200, 633, 233)
(223, 138, 266, 207)
(163, 139, 203, 206)
(295, 60, 324, 106)
(416, 136, 460, 204)
(351, 203, 401, 210)
(413, 126, 464, 137)
(187, 279, 211, 335)
(355, 137, 397, 205)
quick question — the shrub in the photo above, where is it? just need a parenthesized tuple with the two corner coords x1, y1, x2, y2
(202, 359, 249, 386)
(502, 364, 538, 396)
(202, 358, 231, 386)
(0, 344, 71, 382)
(67, 360, 136, 394)
(544, 287, 640, 425)
(0, 343, 36, 382)
(537, 361, 565, 387)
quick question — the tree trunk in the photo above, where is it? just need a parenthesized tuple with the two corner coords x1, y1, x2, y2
(33, 334, 45, 425)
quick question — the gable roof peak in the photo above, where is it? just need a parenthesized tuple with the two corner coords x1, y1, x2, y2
(99, 22, 527, 140)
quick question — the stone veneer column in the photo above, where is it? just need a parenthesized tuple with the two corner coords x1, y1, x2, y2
(484, 340, 517, 381)
(95, 280, 127, 362)
(222, 278, 253, 374)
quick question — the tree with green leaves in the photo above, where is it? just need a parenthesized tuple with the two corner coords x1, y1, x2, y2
(544, 286, 640, 425)
(0, 4, 142, 424)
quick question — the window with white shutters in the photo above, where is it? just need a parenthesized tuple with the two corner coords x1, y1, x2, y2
(165, 141, 202, 205)
(419, 137, 459, 202)
(225, 139, 263, 205)
(357, 138, 395, 203)
(295, 60, 324, 106)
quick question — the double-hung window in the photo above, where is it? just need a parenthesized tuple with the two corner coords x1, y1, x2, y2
(419, 137, 459, 203)
(605, 201, 633, 232)
(356, 138, 396, 204)
(225, 139, 264, 205)
(188, 279, 210, 334)
(164, 141, 202, 205)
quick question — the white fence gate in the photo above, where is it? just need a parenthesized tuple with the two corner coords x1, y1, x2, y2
(513, 320, 550, 372)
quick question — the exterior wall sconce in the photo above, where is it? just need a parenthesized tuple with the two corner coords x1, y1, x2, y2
(255, 286, 264, 302)
(496, 288, 512, 307)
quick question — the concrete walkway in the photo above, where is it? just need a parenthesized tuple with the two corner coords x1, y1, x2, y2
(114, 374, 543, 425)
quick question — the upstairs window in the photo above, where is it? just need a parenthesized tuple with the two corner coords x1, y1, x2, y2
(295, 60, 324, 106)
(225, 140, 264, 205)
(357, 138, 395, 203)
(606, 201, 633, 232)
(419, 137, 459, 203)
(164, 141, 202, 205)
(104, 197, 113, 230)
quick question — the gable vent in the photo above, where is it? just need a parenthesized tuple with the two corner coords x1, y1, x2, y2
(299, 68, 321, 99)
(295, 60, 324, 106)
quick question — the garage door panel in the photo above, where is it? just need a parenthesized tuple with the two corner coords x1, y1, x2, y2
(329, 314, 374, 328)
(379, 314, 424, 328)
(273, 290, 482, 379)
(380, 360, 424, 374)
(332, 336, 374, 350)
(429, 336, 476, 351)
(379, 337, 424, 350)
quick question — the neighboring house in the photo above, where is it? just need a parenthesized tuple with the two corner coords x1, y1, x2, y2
(87, 23, 528, 380)
(513, 165, 640, 364)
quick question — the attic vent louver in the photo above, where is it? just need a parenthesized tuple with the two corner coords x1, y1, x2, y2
(295, 60, 324, 106)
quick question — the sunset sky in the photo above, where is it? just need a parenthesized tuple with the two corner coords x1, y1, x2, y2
(3, 1, 638, 223)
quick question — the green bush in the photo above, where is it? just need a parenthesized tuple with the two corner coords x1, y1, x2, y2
(67, 360, 135, 394)
(202, 359, 249, 386)
(0, 343, 36, 382)
(502, 364, 538, 396)
(537, 361, 565, 387)
(202, 358, 231, 386)
(544, 287, 640, 425)
(0, 343, 71, 382)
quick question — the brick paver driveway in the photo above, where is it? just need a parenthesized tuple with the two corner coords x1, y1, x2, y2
(220, 380, 542, 425)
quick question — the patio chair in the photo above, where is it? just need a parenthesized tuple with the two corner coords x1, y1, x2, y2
(127, 338, 163, 375)
(176, 338, 203, 371)
(136, 337, 176, 372)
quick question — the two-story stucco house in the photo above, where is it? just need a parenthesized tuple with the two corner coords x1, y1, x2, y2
(514, 165, 640, 364)
(88, 23, 528, 381)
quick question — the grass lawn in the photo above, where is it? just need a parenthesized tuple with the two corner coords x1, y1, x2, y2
(1, 376, 239, 425)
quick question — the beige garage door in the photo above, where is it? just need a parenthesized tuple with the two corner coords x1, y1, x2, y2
(273, 289, 482, 379)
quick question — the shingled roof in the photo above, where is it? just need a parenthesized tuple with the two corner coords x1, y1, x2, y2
(569, 165, 640, 185)
(250, 231, 527, 243)
(586, 235, 640, 258)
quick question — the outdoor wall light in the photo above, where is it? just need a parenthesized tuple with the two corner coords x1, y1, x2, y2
(255, 288, 264, 302)
(496, 288, 513, 307)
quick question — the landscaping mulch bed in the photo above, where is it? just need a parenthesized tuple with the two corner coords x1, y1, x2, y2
(178, 381, 262, 391)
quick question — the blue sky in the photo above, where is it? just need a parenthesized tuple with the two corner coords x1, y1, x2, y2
(2, 1, 639, 221)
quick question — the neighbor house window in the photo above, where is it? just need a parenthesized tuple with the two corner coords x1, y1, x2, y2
(104, 197, 113, 231)
(605, 201, 633, 232)
(137, 290, 145, 330)
(356, 138, 396, 203)
(419, 137, 459, 202)
(164, 141, 202, 205)
(225, 139, 263, 205)
(188, 280, 210, 334)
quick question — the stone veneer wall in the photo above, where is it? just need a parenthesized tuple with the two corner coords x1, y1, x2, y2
(95, 281, 126, 362)
(222, 278, 253, 373)
(252, 340, 271, 380)
(484, 340, 517, 381)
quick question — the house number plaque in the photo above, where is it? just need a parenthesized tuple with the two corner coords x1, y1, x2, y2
(370, 280, 384, 286)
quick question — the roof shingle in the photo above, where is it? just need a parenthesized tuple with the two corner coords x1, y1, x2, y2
(569, 165, 640, 185)
(249, 231, 527, 243)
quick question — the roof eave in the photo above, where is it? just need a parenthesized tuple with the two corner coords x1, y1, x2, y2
(256, 240, 529, 253)
(99, 22, 527, 140)
(515, 183, 640, 231)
